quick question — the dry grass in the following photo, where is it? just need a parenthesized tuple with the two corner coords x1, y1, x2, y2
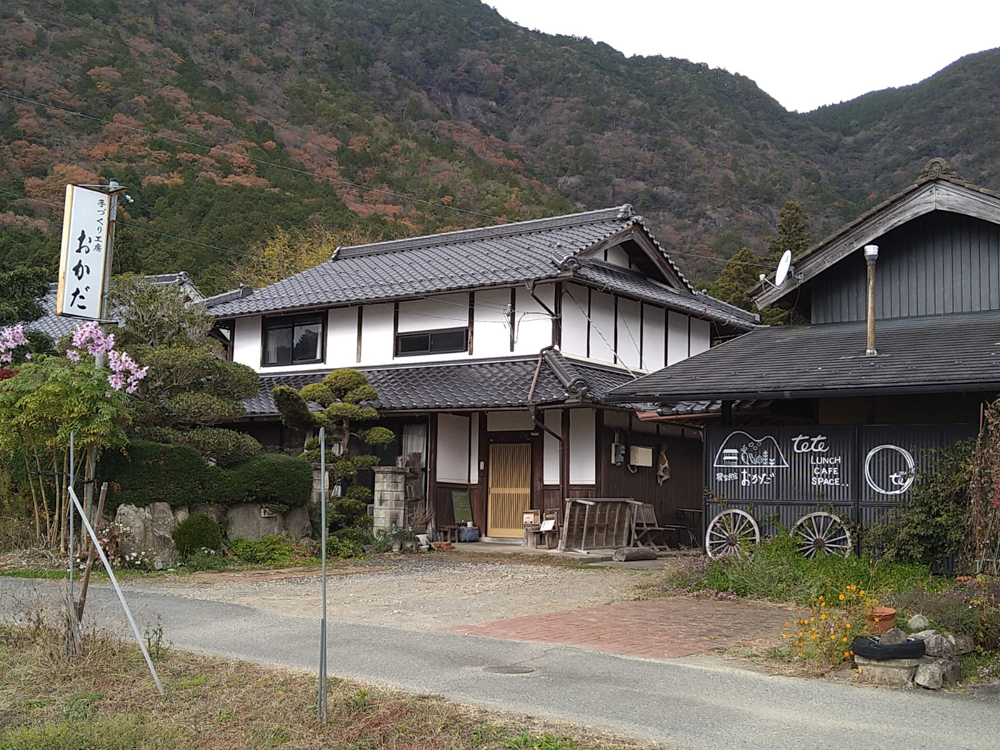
(0, 623, 662, 750)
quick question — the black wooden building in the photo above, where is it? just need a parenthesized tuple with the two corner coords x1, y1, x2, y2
(608, 159, 1000, 548)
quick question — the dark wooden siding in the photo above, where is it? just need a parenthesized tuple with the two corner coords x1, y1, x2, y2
(811, 212, 1000, 324)
(600, 429, 703, 541)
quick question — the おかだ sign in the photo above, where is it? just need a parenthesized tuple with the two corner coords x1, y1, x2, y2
(56, 185, 113, 320)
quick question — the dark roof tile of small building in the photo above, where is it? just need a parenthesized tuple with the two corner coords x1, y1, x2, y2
(608, 309, 1000, 402)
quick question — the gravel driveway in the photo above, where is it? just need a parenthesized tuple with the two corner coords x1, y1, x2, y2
(121, 555, 662, 629)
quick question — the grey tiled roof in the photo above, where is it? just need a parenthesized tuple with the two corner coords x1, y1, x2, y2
(243, 353, 637, 415)
(575, 260, 758, 327)
(25, 274, 202, 342)
(209, 206, 751, 329)
(608, 309, 1000, 402)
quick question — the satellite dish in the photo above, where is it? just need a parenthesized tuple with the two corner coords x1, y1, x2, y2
(775, 249, 793, 287)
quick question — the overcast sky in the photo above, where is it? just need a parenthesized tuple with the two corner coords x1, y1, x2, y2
(487, 1, 1000, 112)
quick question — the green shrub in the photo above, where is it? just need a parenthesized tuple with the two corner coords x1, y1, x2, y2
(892, 577, 1000, 649)
(183, 548, 228, 572)
(98, 440, 214, 512)
(697, 532, 938, 606)
(865, 442, 973, 570)
(100, 441, 311, 512)
(138, 426, 261, 466)
(213, 453, 312, 509)
(172, 514, 223, 557)
(226, 535, 314, 566)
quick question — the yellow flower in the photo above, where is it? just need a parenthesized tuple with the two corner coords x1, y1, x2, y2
(843, 636, 849, 642)
(860, 590, 865, 595)
(821, 614, 826, 620)
(845, 623, 851, 628)
(798, 652, 804, 658)
(784, 622, 790, 628)
(839, 594, 845, 600)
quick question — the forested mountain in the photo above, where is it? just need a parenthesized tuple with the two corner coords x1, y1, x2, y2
(1, 0, 999, 293)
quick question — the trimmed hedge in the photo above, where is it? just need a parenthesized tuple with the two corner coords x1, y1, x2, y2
(99, 440, 312, 513)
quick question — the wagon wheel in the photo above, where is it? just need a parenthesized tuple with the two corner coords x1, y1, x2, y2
(792, 512, 852, 558)
(705, 509, 760, 558)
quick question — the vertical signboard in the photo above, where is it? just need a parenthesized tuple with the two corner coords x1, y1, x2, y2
(56, 185, 111, 320)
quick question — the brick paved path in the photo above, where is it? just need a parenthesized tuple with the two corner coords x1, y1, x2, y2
(445, 596, 798, 659)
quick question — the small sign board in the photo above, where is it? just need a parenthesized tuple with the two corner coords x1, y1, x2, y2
(451, 490, 473, 525)
(56, 184, 111, 320)
(539, 518, 556, 532)
(522, 510, 540, 526)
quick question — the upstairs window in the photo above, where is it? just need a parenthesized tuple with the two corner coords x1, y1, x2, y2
(262, 313, 324, 367)
(396, 327, 468, 357)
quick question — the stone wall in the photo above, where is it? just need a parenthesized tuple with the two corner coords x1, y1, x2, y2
(114, 502, 314, 569)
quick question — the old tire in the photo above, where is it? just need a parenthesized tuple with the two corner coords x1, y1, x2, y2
(851, 636, 925, 661)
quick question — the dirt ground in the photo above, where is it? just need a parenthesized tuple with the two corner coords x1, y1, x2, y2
(120, 554, 663, 630)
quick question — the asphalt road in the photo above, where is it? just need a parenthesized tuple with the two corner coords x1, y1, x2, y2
(2, 577, 998, 749)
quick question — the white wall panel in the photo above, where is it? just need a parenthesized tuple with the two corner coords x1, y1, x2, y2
(642, 305, 666, 371)
(233, 316, 262, 371)
(544, 409, 560, 484)
(469, 414, 480, 483)
(360, 303, 394, 365)
(436, 414, 470, 484)
(569, 409, 596, 485)
(667, 311, 689, 366)
(616, 297, 642, 369)
(561, 284, 589, 357)
(473, 288, 511, 358)
(513, 285, 553, 355)
(328, 307, 357, 367)
(690, 317, 711, 356)
(487, 411, 535, 432)
(589, 290, 616, 364)
(605, 244, 630, 268)
(397, 293, 468, 332)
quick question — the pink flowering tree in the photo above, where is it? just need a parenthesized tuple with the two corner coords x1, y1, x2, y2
(0, 322, 147, 549)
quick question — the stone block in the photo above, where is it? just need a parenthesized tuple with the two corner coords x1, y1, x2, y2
(226, 503, 284, 541)
(879, 627, 906, 645)
(853, 655, 917, 686)
(283, 506, 312, 541)
(947, 634, 975, 655)
(923, 634, 956, 659)
(191, 503, 226, 525)
(942, 659, 963, 684)
(907, 614, 931, 631)
(915, 662, 945, 689)
(114, 502, 178, 570)
(912, 629, 938, 641)
(174, 506, 190, 525)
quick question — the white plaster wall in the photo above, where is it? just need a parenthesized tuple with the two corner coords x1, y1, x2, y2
(233, 315, 262, 371)
(473, 288, 511, 358)
(487, 411, 534, 432)
(568, 409, 596, 485)
(605, 244, 630, 269)
(328, 307, 357, 367)
(561, 284, 589, 358)
(512, 285, 553, 355)
(397, 293, 468, 332)
(360, 303, 394, 365)
(469, 414, 480, 483)
(667, 311, 689, 366)
(543, 409, 560, 484)
(642, 304, 666, 371)
(437, 414, 470, 484)
(588, 290, 616, 364)
(690, 318, 711, 356)
(616, 297, 642, 369)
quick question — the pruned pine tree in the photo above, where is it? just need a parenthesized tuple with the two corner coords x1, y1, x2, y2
(272, 369, 394, 531)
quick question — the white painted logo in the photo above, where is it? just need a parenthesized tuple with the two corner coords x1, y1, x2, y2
(864, 444, 915, 496)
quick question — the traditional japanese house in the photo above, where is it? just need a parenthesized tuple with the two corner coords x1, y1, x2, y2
(209, 205, 756, 540)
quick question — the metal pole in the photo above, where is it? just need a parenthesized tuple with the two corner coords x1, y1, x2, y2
(67, 486, 163, 694)
(69, 431, 74, 603)
(317, 426, 328, 724)
(864, 244, 879, 356)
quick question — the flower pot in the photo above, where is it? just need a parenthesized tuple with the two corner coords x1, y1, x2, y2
(391, 541, 401, 553)
(865, 607, 896, 634)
